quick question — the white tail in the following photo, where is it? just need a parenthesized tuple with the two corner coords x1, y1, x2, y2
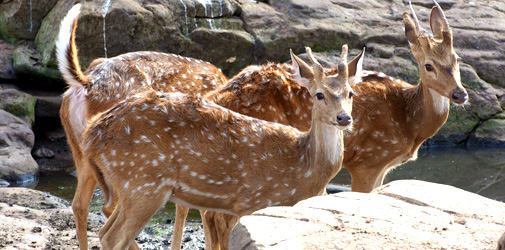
(56, 4, 228, 249)
(83, 46, 354, 250)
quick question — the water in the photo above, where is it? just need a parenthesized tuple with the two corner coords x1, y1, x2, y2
(102, 0, 113, 58)
(29, 0, 33, 32)
(179, 0, 189, 35)
(32, 147, 505, 223)
(331, 146, 505, 202)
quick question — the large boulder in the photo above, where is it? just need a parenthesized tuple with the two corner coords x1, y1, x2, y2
(230, 180, 505, 249)
(0, 109, 38, 184)
(0, 0, 58, 43)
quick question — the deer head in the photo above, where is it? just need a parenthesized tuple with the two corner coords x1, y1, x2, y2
(291, 45, 354, 128)
(403, 0, 467, 105)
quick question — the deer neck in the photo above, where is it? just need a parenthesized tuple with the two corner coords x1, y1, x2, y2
(297, 120, 344, 183)
(409, 81, 450, 137)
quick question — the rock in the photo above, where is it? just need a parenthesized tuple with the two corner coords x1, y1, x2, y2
(0, 187, 102, 249)
(0, 187, 206, 249)
(230, 180, 505, 250)
(12, 44, 64, 85)
(0, 88, 37, 126)
(0, 39, 16, 80)
(498, 232, 505, 250)
(468, 119, 505, 146)
(0, 109, 38, 184)
(33, 147, 55, 159)
(35, 95, 62, 119)
(0, 0, 58, 43)
(0, 178, 9, 187)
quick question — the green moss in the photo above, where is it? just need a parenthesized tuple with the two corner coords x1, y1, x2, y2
(438, 107, 479, 136)
(0, 91, 37, 126)
(474, 119, 505, 139)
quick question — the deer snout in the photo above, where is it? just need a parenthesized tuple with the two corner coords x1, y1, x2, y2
(450, 87, 468, 105)
(336, 113, 352, 126)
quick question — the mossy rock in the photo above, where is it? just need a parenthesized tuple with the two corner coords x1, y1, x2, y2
(12, 45, 62, 81)
(0, 89, 37, 127)
(473, 119, 505, 142)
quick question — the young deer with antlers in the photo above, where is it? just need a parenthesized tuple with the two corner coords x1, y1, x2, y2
(172, 1, 467, 247)
(173, 48, 364, 250)
(57, 4, 227, 249)
(83, 45, 355, 250)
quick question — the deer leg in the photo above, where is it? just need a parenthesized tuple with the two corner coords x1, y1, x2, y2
(72, 164, 96, 250)
(203, 211, 220, 250)
(172, 204, 189, 250)
(100, 194, 169, 250)
(216, 213, 239, 250)
(348, 165, 384, 193)
(200, 210, 213, 250)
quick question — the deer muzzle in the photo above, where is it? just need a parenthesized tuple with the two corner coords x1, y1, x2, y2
(336, 113, 352, 127)
(450, 87, 468, 105)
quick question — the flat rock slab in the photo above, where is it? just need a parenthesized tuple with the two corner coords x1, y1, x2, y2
(230, 180, 505, 250)
(0, 187, 103, 249)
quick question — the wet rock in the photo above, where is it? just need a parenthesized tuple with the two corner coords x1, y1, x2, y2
(0, 178, 9, 187)
(33, 147, 55, 159)
(230, 180, 505, 250)
(468, 119, 505, 146)
(0, 109, 38, 183)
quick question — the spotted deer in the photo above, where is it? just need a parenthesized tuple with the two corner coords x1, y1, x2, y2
(173, 48, 364, 250)
(172, 0, 467, 248)
(82, 45, 354, 250)
(206, 0, 466, 193)
(56, 4, 227, 249)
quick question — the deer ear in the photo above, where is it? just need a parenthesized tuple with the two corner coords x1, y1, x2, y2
(430, 6, 444, 40)
(347, 47, 365, 86)
(290, 49, 313, 88)
(403, 12, 420, 48)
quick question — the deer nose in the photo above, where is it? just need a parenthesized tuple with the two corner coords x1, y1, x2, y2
(451, 88, 468, 105)
(336, 114, 352, 126)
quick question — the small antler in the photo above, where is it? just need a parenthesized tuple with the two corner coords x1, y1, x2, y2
(408, 1, 424, 34)
(337, 45, 349, 81)
(305, 47, 325, 81)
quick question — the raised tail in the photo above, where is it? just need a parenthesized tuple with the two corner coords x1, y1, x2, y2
(56, 4, 88, 87)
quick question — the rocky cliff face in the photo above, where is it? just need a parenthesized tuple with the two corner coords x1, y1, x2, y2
(0, 0, 504, 178)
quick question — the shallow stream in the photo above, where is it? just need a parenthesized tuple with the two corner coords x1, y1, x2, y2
(33, 146, 505, 222)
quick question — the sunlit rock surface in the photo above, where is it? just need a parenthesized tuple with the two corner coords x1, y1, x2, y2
(231, 180, 505, 250)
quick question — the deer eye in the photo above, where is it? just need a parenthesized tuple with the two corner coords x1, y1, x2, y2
(456, 57, 462, 63)
(349, 91, 355, 98)
(315, 93, 325, 100)
(425, 64, 434, 72)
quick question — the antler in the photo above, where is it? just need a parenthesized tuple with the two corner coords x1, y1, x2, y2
(337, 45, 349, 81)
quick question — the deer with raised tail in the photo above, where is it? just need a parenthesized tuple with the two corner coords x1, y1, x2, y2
(82, 45, 355, 250)
(56, 4, 227, 249)
(173, 0, 468, 248)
